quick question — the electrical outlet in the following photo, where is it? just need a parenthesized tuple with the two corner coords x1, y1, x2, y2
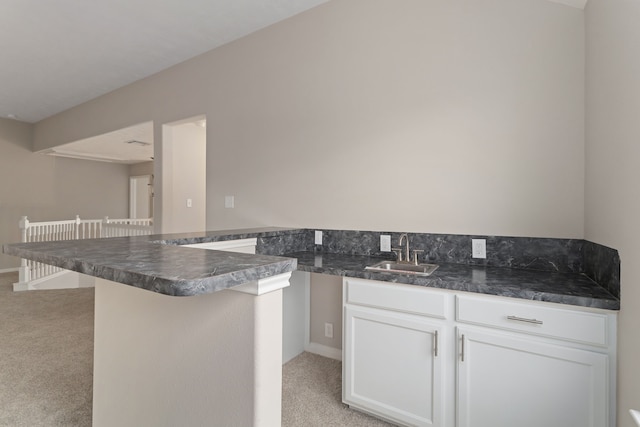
(315, 230, 323, 245)
(380, 235, 391, 252)
(472, 239, 486, 259)
(324, 322, 334, 338)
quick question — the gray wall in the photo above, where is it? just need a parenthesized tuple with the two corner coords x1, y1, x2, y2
(129, 161, 153, 177)
(0, 117, 130, 270)
(310, 273, 342, 350)
(585, 1, 640, 425)
(32, 0, 586, 239)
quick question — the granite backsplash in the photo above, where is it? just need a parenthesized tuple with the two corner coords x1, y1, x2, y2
(258, 228, 620, 299)
(583, 240, 621, 299)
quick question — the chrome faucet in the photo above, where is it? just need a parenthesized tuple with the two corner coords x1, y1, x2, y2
(398, 233, 410, 264)
(393, 233, 424, 265)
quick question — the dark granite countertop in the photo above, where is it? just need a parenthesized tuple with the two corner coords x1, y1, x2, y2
(3, 228, 299, 297)
(286, 252, 620, 310)
(3, 227, 620, 309)
(147, 227, 305, 246)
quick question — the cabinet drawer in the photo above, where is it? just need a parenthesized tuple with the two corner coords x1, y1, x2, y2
(456, 295, 609, 346)
(344, 278, 447, 319)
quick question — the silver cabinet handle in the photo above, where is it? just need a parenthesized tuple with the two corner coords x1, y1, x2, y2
(434, 330, 438, 357)
(461, 334, 465, 362)
(507, 315, 543, 325)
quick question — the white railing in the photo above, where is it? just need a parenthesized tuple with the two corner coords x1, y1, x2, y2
(104, 217, 154, 226)
(16, 215, 153, 288)
(102, 223, 155, 237)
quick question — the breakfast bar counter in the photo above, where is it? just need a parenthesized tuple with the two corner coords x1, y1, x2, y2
(4, 227, 300, 427)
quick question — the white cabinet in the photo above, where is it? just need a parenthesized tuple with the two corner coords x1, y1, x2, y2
(455, 294, 615, 427)
(342, 278, 617, 427)
(344, 305, 443, 426)
(343, 278, 448, 427)
(456, 294, 609, 346)
(456, 328, 608, 427)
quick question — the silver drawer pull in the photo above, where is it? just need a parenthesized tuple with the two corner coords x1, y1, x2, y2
(434, 330, 439, 357)
(507, 315, 543, 325)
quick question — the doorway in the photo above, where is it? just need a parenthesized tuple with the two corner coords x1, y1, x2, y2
(129, 175, 153, 219)
(161, 115, 207, 233)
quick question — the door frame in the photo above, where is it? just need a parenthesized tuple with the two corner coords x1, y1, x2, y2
(129, 174, 152, 219)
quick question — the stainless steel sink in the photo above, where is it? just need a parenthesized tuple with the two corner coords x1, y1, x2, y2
(365, 261, 439, 276)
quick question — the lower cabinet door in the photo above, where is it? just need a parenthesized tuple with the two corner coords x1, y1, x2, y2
(344, 305, 443, 427)
(457, 328, 608, 427)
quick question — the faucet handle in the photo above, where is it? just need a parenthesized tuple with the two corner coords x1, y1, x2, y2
(411, 250, 424, 265)
(392, 248, 403, 262)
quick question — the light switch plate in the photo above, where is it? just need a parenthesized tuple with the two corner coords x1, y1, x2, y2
(380, 235, 391, 252)
(186, 198, 193, 208)
(224, 195, 234, 208)
(315, 230, 323, 245)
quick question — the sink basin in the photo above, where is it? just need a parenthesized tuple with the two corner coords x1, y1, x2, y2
(365, 261, 439, 276)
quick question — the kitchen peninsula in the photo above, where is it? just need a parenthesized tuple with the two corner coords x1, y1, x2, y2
(4, 227, 300, 427)
(3, 227, 620, 426)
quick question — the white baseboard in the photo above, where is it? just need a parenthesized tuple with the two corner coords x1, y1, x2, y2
(305, 342, 342, 361)
(12, 282, 28, 291)
(13, 270, 96, 291)
(0, 267, 19, 274)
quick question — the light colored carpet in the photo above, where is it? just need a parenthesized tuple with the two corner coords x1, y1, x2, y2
(282, 352, 394, 427)
(0, 272, 395, 426)
(0, 272, 94, 426)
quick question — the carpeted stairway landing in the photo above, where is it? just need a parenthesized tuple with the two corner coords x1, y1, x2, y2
(0, 272, 393, 426)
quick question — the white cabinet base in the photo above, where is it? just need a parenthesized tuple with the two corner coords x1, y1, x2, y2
(457, 327, 609, 427)
(343, 278, 446, 427)
(344, 305, 443, 426)
(342, 277, 617, 427)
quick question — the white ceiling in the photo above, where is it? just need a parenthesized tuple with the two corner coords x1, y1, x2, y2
(40, 121, 155, 164)
(0, 0, 329, 124)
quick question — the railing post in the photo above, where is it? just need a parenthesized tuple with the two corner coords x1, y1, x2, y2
(19, 216, 29, 242)
(75, 215, 81, 239)
(18, 216, 30, 284)
(102, 216, 110, 238)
